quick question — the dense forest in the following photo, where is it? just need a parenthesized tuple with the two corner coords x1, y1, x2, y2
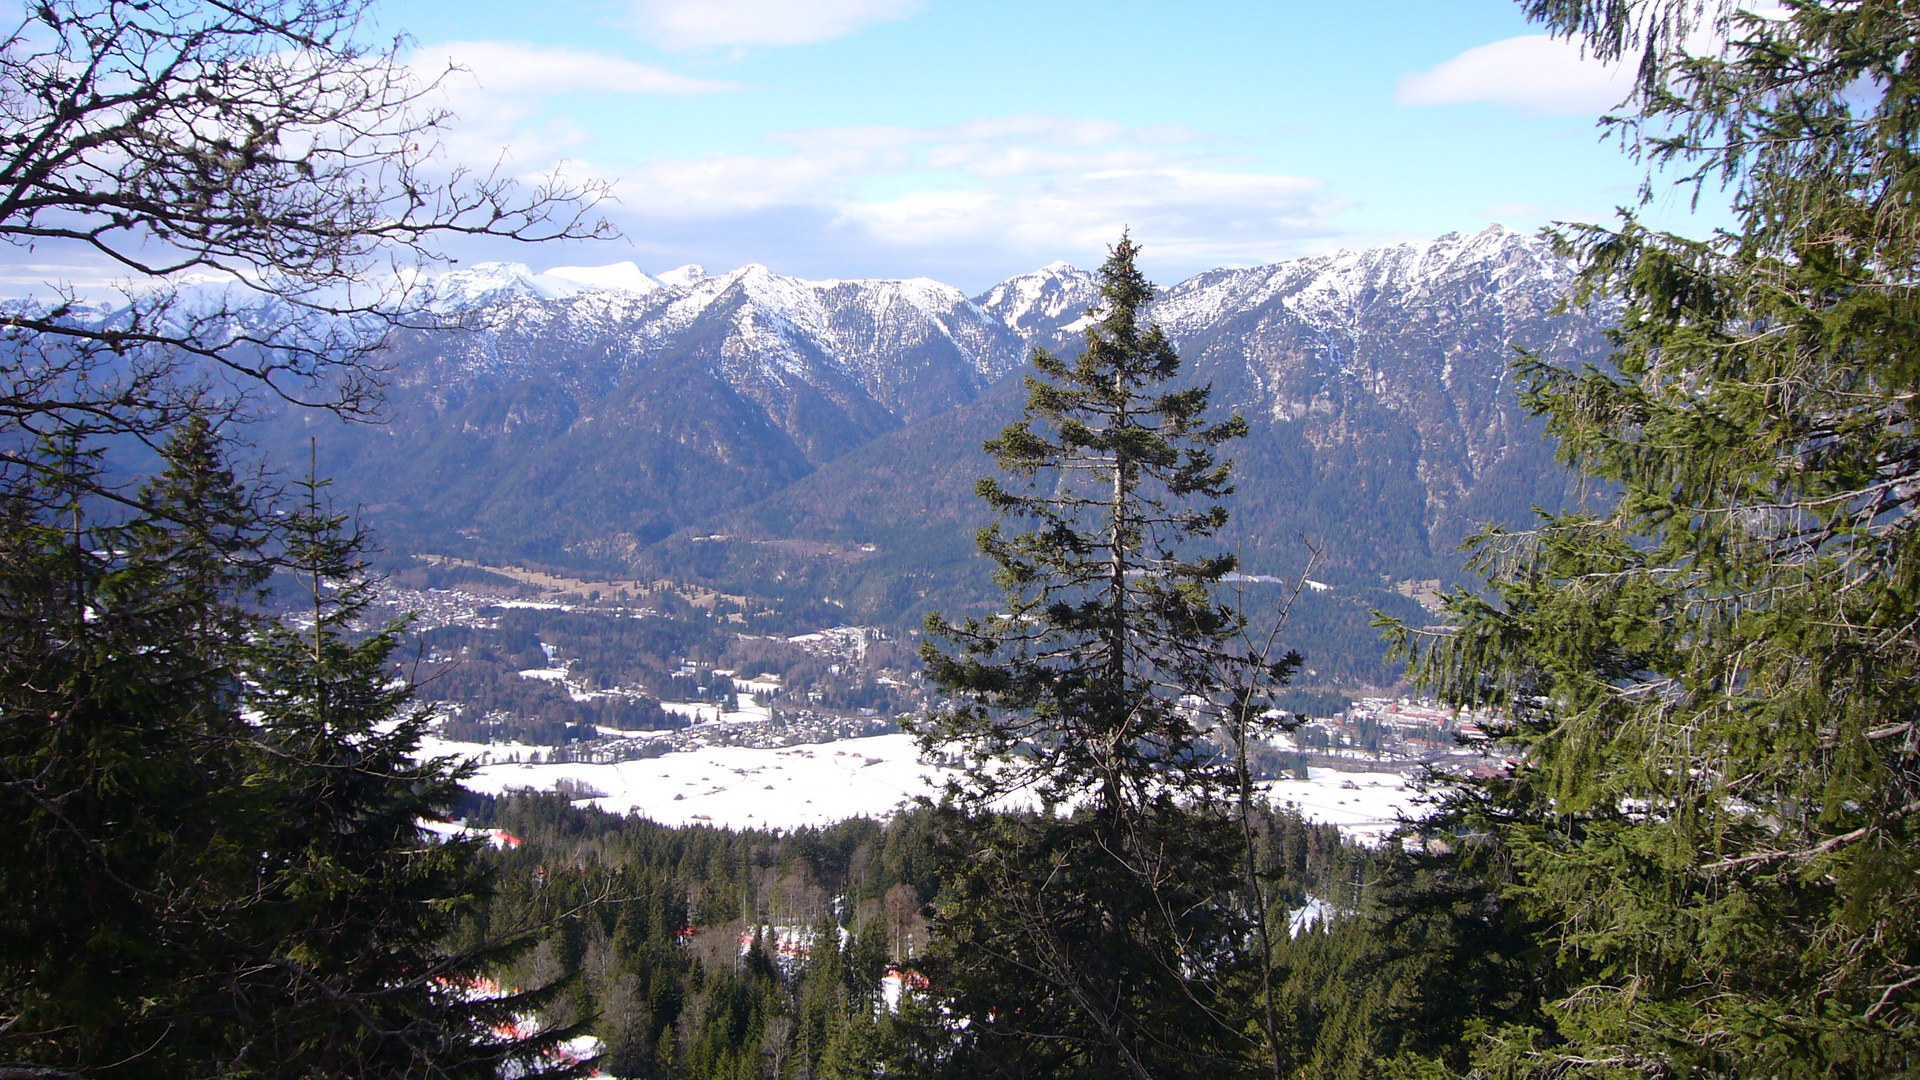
(455, 792, 1423, 1080)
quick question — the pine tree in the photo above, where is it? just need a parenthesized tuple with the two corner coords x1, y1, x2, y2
(918, 234, 1290, 1080)
(230, 462, 590, 1077)
(0, 426, 590, 1077)
(0, 429, 271, 1073)
(1384, 2, 1920, 1075)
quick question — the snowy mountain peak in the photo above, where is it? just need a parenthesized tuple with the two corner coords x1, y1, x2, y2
(540, 261, 661, 296)
(429, 260, 665, 307)
(972, 260, 1100, 341)
(1151, 224, 1569, 338)
(658, 264, 710, 288)
(429, 261, 552, 305)
(410, 226, 1576, 442)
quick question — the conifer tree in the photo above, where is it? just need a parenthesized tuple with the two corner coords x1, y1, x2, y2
(0, 427, 588, 1077)
(919, 235, 1292, 1080)
(1385, 2, 1920, 1075)
(230, 462, 589, 1077)
(0, 429, 268, 1073)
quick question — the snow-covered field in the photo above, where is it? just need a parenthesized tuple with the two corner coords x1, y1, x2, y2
(1259, 771, 1425, 843)
(423, 730, 1430, 839)
(424, 732, 953, 830)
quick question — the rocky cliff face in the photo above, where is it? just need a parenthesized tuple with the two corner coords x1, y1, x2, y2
(1154, 225, 1599, 573)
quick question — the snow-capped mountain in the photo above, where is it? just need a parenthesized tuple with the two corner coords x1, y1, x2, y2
(972, 260, 1101, 348)
(269, 224, 1608, 586)
(1146, 225, 1598, 572)
(427, 260, 664, 306)
(410, 260, 1024, 431)
(1152, 224, 1575, 339)
(719, 224, 1606, 590)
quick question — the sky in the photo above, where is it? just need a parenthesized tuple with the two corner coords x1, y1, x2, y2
(22, 0, 1738, 296)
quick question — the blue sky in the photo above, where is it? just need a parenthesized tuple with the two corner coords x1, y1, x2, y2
(38, 0, 1737, 295)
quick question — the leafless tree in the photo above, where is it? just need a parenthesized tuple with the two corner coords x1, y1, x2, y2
(0, 0, 611, 463)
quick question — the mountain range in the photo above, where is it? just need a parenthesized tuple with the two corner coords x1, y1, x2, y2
(267, 224, 1611, 681)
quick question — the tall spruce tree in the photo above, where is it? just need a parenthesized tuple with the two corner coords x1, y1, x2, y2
(229, 463, 589, 1077)
(1384, 2, 1920, 1076)
(0, 428, 270, 1073)
(0, 427, 586, 1077)
(918, 235, 1294, 1080)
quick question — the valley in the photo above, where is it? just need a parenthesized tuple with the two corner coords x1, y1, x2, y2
(375, 555, 1499, 841)
(291, 223, 1606, 693)
(327, 225, 1605, 840)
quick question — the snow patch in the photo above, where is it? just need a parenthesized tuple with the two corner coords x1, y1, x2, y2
(431, 732, 951, 830)
(1260, 768, 1418, 844)
(1288, 896, 1334, 938)
(540, 261, 662, 295)
(658, 263, 710, 287)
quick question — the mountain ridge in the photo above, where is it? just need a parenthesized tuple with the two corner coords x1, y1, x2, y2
(267, 224, 1606, 645)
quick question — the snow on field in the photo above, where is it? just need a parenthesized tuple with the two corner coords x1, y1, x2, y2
(656, 693, 768, 725)
(426, 732, 954, 830)
(421, 728, 1429, 840)
(1260, 770, 1425, 843)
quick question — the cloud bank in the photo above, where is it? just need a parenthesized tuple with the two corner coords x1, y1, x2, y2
(1396, 34, 1634, 116)
(395, 33, 1362, 287)
(593, 116, 1341, 284)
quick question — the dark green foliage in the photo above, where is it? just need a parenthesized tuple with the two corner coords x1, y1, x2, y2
(922, 233, 1250, 823)
(1378, 1, 1920, 1076)
(232, 469, 588, 1076)
(918, 806, 1251, 1080)
(464, 790, 1555, 1080)
(916, 236, 1302, 1080)
(0, 427, 582, 1077)
(1261, 793, 1560, 1080)
(456, 794, 949, 1080)
(0, 431, 268, 1073)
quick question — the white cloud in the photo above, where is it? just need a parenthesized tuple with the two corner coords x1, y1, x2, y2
(403, 42, 743, 180)
(1396, 34, 1634, 116)
(842, 168, 1330, 264)
(599, 115, 1340, 277)
(616, 116, 1238, 214)
(418, 41, 744, 97)
(630, 0, 921, 49)
(400, 96, 1344, 284)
